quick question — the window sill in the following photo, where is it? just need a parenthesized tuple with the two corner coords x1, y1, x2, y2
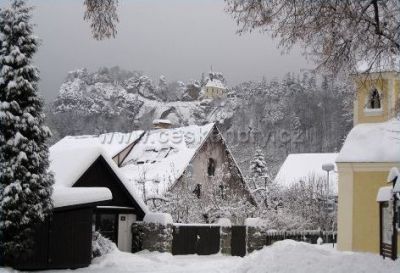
(364, 108, 384, 116)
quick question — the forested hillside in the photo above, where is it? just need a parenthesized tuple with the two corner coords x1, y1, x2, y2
(46, 67, 354, 176)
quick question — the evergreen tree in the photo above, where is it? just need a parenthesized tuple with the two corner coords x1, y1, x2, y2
(0, 0, 54, 261)
(249, 149, 273, 205)
(250, 149, 269, 180)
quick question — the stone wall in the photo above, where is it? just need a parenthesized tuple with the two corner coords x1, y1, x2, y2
(131, 222, 173, 253)
(247, 226, 267, 254)
(218, 216, 232, 255)
(220, 226, 231, 254)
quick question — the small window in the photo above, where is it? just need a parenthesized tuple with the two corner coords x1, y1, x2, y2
(368, 89, 381, 109)
(208, 158, 216, 176)
(193, 184, 201, 198)
(219, 184, 225, 200)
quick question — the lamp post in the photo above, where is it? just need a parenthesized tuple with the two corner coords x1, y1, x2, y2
(322, 163, 335, 245)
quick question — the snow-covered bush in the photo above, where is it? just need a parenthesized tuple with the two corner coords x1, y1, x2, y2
(133, 221, 173, 253)
(282, 175, 337, 231)
(92, 231, 117, 258)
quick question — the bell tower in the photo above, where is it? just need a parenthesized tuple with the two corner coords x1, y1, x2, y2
(353, 71, 400, 125)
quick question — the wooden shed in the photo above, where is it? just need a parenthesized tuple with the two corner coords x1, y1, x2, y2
(49, 135, 148, 253)
(7, 187, 112, 270)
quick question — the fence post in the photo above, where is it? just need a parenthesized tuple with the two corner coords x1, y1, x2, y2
(218, 218, 232, 255)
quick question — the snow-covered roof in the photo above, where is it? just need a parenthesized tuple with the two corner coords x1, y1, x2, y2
(275, 153, 339, 194)
(206, 79, 226, 89)
(376, 186, 393, 202)
(50, 131, 144, 187)
(52, 187, 112, 208)
(336, 119, 400, 163)
(49, 131, 148, 212)
(387, 167, 399, 183)
(119, 123, 215, 199)
(387, 167, 400, 193)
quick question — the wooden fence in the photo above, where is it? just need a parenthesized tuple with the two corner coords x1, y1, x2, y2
(264, 230, 336, 246)
(169, 224, 337, 256)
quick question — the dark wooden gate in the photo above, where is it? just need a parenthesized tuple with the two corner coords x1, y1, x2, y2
(231, 226, 246, 257)
(172, 225, 220, 255)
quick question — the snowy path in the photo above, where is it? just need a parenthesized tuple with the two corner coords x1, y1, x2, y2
(77, 251, 242, 273)
(2, 240, 399, 273)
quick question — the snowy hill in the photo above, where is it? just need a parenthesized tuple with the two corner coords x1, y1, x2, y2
(46, 67, 353, 177)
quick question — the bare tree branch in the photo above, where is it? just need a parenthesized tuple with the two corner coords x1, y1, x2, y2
(225, 0, 400, 74)
(84, 0, 119, 40)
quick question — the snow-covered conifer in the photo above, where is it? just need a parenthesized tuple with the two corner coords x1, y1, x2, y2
(0, 0, 54, 261)
(249, 149, 269, 179)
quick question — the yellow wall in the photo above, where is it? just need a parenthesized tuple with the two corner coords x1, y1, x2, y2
(337, 163, 399, 254)
(205, 86, 224, 99)
(352, 171, 388, 253)
(398, 233, 400, 256)
(337, 165, 354, 251)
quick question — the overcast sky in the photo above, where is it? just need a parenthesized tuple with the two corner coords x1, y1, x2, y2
(25, 0, 310, 101)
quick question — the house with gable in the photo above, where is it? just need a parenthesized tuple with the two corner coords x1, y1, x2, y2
(112, 121, 255, 223)
(336, 64, 400, 258)
(49, 121, 254, 251)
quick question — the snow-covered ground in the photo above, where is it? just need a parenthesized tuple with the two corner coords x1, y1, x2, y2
(3, 240, 398, 273)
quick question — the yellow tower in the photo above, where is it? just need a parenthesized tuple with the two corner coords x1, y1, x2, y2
(337, 67, 400, 256)
(353, 71, 400, 125)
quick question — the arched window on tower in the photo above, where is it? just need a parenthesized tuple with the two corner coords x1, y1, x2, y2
(208, 158, 216, 176)
(368, 89, 381, 109)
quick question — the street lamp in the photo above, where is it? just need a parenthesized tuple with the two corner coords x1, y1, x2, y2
(322, 163, 335, 245)
(322, 163, 335, 196)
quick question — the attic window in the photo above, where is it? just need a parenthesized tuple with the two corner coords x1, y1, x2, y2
(368, 89, 381, 109)
(208, 158, 216, 176)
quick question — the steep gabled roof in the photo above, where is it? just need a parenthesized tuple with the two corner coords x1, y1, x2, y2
(117, 123, 215, 199)
(49, 131, 147, 212)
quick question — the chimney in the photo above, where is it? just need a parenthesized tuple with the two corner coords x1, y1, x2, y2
(152, 119, 173, 129)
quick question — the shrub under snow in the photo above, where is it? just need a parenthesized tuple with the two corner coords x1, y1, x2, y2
(92, 231, 117, 258)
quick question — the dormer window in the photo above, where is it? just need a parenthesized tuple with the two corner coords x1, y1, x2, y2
(368, 89, 381, 109)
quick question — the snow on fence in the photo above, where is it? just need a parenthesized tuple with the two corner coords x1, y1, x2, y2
(131, 216, 336, 256)
(247, 227, 336, 254)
